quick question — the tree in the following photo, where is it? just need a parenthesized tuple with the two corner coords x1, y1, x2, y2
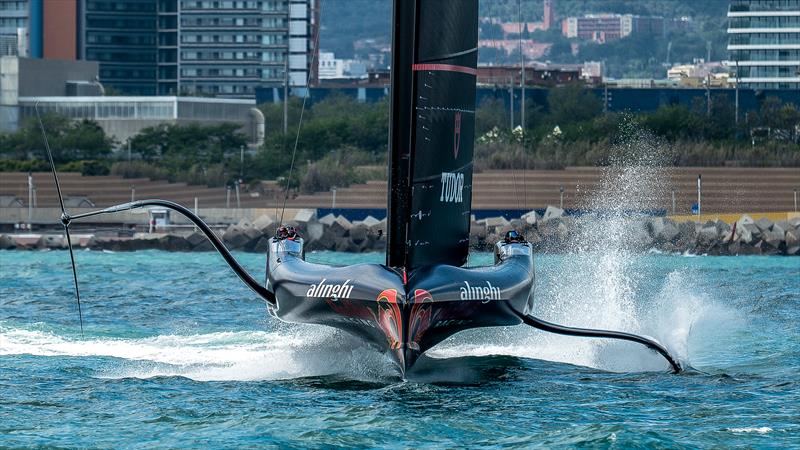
(547, 85, 602, 126)
(642, 104, 704, 141)
(129, 122, 248, 180)
(0, 113, 114, 163)
(754, 96, 800, 131)
(259, 96, 304, 138)
(475, 97, 509, 134)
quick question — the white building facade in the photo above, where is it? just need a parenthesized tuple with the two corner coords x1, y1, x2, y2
(727, 0, 800, 89)
(0, 0, 28, 56)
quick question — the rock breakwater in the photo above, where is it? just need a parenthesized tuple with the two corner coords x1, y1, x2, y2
(2, 209, 798, 256)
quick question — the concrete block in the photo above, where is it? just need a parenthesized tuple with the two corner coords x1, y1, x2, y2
(483, 216, 509, 228)
(630, 225, 654, 249)
(524, 229, 542, 244)
(334, 215, 352, 229)
(360, 215, 381, 228)
(306, 222, 324, 241)
(658, 221, 681, 243)
(328, 216, 352, 238)
(318, 213, 337, 226)
(36, 235, 65, 249)
(785, 230, 799, 255)
(294, 209, 317, 223)
(192, 239, 215, 252)
(772, 221, 787, 238)
(349, 224, 369, 245)
(742, 222, 761, 240)
(735, 223, 754, 245)
(0, 234, 15, 249)
(222, 224, 250, 248)
(186, 231, 207, 247)
(243, 226, 263, 242)
(521, 210, 539, 225)
(368, 218, 386, 234)
(252, 236, 272, 253)
(157, 234, 191, 251)
(714, 220, 731, 235)
(737, 214, 755, 226)
(698, 226, 719, 244)
(754, 217, 773, 233)
(334, 237, 351, 252)
(509, 218, 525, 231)
(253, 214, 275, 232)
(647, 217, 665, 238)
(678, 221, 696, 240)
(762, 229, 784, 249)
(542, 206, 564, 222)
(471, 220, 487, 239)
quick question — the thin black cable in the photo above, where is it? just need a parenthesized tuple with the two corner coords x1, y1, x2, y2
(34, 101, 84, 337)
(279, 1, 322, 225)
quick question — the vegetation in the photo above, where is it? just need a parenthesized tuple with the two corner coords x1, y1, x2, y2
(473, 86, 800, 170)
(124, 122, 248, 186)
(1, 88, 797, 193)
(0, 113, 114, 162)
(0, 114, 115, 175)
(253, 94, 388, 188)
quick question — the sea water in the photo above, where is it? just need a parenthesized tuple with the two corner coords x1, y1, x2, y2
(1, 249, 798, 448)
(3, 135, 799, 447)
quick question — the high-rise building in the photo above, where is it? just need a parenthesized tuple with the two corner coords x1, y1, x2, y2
(0, 0, 31, 57)
(77, 0, 317, 98)
(727, 0, 800, 89)
(79, 0, 160, 95)
(1, 1, 79, 59)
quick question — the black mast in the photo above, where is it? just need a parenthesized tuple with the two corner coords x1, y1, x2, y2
(386, 0, 479, 271)
(386, 0, 418, 269)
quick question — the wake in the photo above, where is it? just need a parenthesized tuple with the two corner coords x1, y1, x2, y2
(0, 324, 394, 381)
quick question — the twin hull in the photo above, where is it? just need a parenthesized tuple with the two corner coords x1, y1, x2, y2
(266, 238, 535, 374)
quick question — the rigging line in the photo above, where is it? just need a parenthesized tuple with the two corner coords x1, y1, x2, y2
(69, 199, 276, 305)
(486, 7, 521, 217)
(34, 101, 84, 338)
(507, 1, 522, 215)
(279, 0, 322, 226)
(518, 0, 528, 213)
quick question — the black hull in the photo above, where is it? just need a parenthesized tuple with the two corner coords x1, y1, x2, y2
(266, 238, 534, 375)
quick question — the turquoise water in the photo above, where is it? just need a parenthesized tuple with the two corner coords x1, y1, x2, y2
(1, 249, 798, 448)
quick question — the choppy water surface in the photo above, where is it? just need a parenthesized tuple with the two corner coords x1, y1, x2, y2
(1, 249, 798, 448)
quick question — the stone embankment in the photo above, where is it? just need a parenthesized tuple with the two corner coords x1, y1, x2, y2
(2, 207, 799, 256)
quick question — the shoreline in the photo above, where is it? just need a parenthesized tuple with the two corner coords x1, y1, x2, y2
(2, 208, 798, 256)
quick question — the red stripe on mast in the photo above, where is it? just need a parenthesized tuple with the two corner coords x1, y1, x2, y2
(411, 63, 477, 76)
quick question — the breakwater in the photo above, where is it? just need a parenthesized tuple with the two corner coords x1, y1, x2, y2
(3, 207, 798, 256)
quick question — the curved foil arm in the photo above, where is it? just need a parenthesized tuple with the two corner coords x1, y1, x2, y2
(516, 312, 682, 373)
(69, 199, 276, 305)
